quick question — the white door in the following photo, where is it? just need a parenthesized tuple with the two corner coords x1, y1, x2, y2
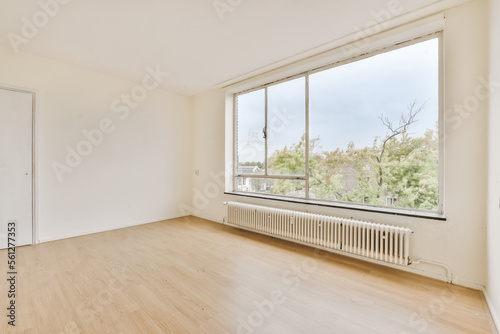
(0, 88, 33, 249)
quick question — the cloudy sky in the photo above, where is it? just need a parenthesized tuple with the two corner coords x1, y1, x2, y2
(237, 37, 439, 164)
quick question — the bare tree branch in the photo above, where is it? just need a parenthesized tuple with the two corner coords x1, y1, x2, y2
(375, 100, 426, 186)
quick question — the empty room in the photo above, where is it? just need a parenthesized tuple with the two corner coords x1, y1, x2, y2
(1, 0, 499, 333)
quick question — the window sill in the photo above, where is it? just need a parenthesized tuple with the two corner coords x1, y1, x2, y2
(224, 192, 446, 221)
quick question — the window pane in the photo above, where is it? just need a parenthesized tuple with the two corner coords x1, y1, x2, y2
(236, 89, 265, 174)
(267, 77, 306, 176)
(235, 177, 306, 197)
(309, 38, 439, 211)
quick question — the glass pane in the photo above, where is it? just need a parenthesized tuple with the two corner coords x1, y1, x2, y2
(236, 89, 265, 175)
(267, 77, 306, 176)
(309, 38, 439, 211)
(235, 177, 306, 197)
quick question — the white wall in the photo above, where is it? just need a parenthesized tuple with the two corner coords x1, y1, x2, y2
(487, 0, 500, 327)
(0, 44, 193, 242)
(192, 0, 490, 288)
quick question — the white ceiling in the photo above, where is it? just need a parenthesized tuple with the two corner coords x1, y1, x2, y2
(0, 0, 439, 95)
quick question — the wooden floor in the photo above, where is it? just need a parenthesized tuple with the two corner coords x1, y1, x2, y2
(1, 216, 497, 334)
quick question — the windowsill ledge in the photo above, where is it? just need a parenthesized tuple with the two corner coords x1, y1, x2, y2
(224, 192, 447, 221)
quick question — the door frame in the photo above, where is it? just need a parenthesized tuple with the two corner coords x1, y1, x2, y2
(0, 84, 38, 245)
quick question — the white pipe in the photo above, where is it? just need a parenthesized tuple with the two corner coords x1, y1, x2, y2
(411, 259, 453, 283)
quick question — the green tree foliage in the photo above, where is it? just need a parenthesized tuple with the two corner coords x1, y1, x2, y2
(239, 161, 264, 169)
(267, 102, 439, 211)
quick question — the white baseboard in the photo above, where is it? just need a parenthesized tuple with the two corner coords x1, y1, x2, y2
(483, 288, 500, 334)
(191, 213, 223, 224)
(38, 215, 186, 243)
(400, 266, 485, 291)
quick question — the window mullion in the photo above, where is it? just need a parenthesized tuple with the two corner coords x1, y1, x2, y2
(264, 87, 268, 177)
(305, 74, 310, 199)
(233, 94, 238, 191)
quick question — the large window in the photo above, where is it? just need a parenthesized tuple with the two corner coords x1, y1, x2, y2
(234, 36, 441, 213)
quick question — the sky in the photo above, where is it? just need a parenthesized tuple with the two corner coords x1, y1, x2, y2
(237, 38, 439, 164)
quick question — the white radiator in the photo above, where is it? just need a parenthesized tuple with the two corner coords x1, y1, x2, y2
(226, 201, 412, 266)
